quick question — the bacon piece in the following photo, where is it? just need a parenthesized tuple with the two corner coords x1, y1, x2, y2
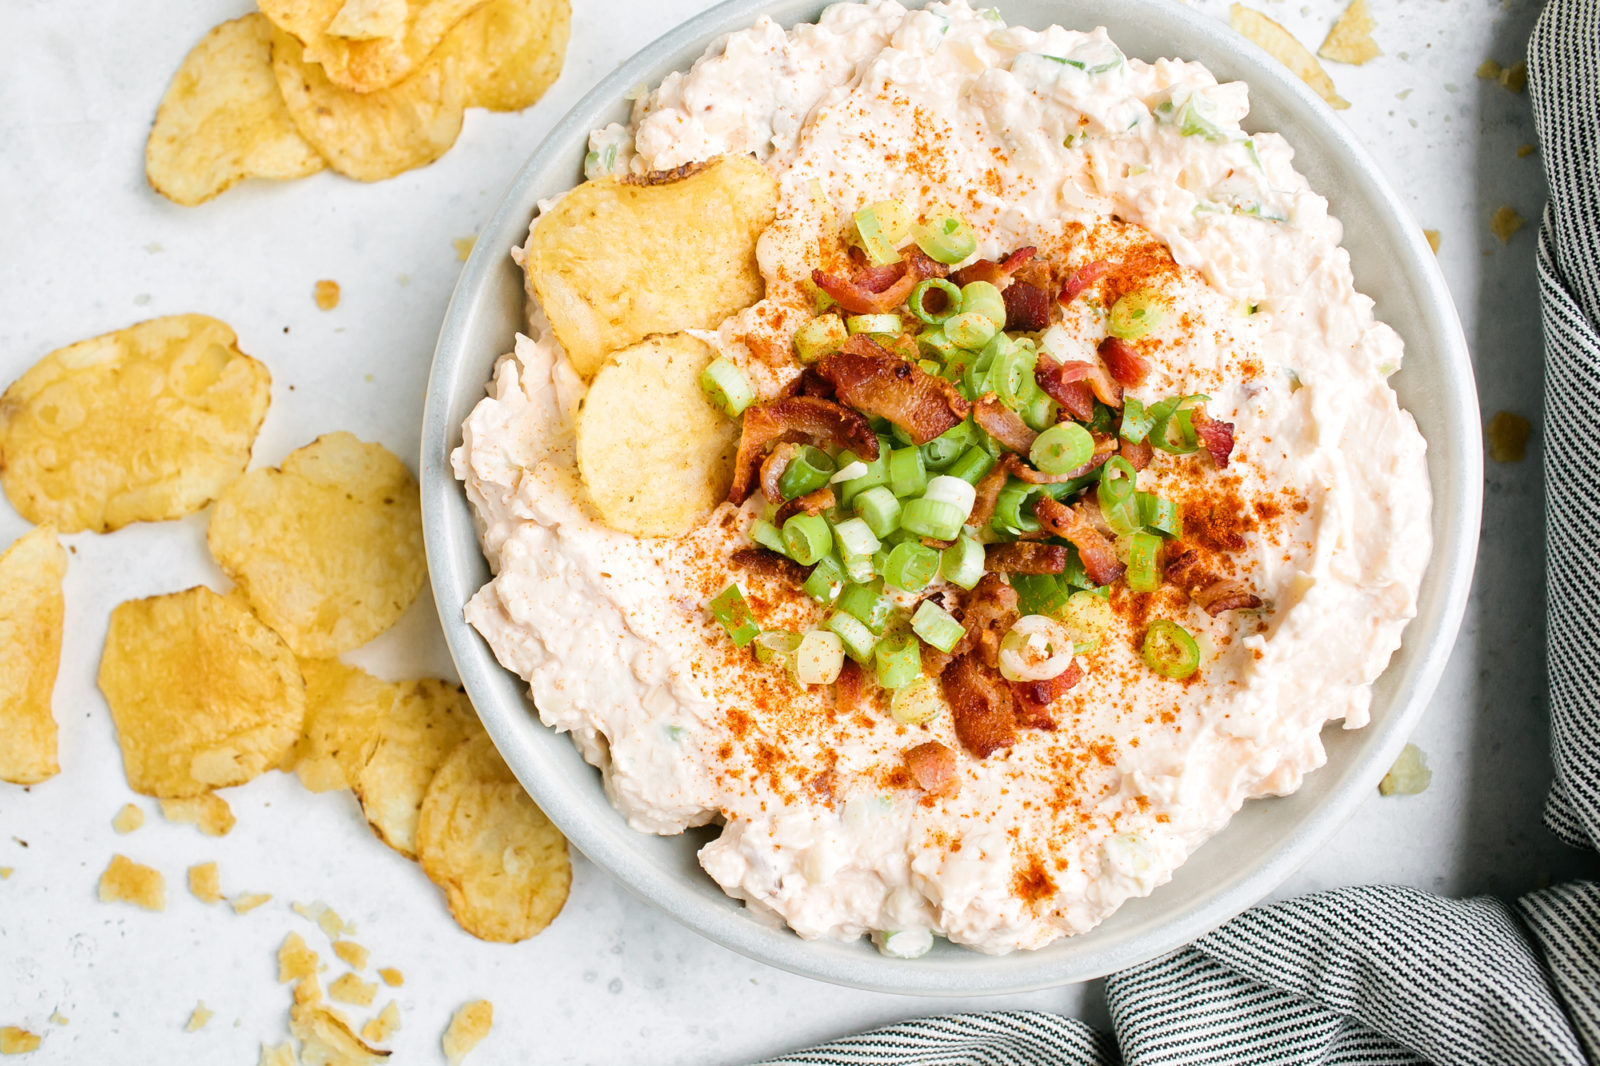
(779, 366, 836, 400)
(811, 249, 945, 314)
(972, 394, 1037, 454)
(1058, 259, 1110, 304)
(1035, 497, 1126, 586)
(759, 442, 802, 504)
(1099, 336, 1151, 387)
(851, 260, 907, 293)
(835, 658, 867, 712)
(1165, 549, 1262, 616)
(729, 396, 878, 504)
(953, 572, 1019, 670)
(984, 542, 1069, 574)
(817, 336, 969, 444)
(904, 741, 960, 798)
(1191, 405, 1237, 469)
(773, 485, 836, 526)
(730, 546, 809, 586)
(1003, 282, 1051, 332)
(951, 247, 1036, 288)
(940, 652, 1016, 758)
(1011, 661, 1084, 730)
(1121, 435, 1154, 472)
(1035, 354, 1098, 422)
(968, 459, 1011, 529)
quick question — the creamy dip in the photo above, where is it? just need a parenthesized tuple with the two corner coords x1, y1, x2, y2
(455, 0, 1430, 954)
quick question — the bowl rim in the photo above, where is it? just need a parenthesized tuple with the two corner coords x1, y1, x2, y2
(420, 0, 1481, 995)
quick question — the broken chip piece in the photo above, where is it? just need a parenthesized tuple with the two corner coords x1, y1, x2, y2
(1317, 0, 1379, 66)
(1229, 5, 1350, 110)
(189, 862, 224, 904)
(442, 1000, 492, 1066)
(98, 854, 166, 911)
(291, 1003, 391, 1065)
(160, 793, 237, 836)
(0, 526, 66, 785)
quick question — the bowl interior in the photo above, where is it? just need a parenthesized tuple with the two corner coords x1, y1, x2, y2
(420, 0, 1481, 995)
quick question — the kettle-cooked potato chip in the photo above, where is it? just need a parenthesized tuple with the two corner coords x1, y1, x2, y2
(292, 659, 399, 792)
(441, 0, 570, 112)
(0, 315, 271, 533)
(0, 526, 66, 785)
(575, 334, 738, 537)
(207, 432, 425, 658)
(271, 26, 465, 182)
(352, 679, 480, 858)
(524, 155, 778, 380)
(418, 735, 569, 943)
(99, 586, 306, 798)
(259, 0, 487, 93)
(146, 14, 326, 207)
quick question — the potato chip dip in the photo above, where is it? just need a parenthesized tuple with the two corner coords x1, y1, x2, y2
(454, 0, 1431, 955)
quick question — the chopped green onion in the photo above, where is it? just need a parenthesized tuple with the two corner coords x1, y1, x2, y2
(1030, 422, 1095, 475)
(826, 610, 879, 662)
(838, 582, 894, 634)
(946, 445, 995, 485)
(1147, 394, 1208, 454)
(793, 314, 848, 364)
(875, 632, 923, 689)
(940, 535, 985, 590)
(1059, 590, 1113, 653)
(889, 675, 944, 724)
(853, 485, 903, 538)
(908, 279, 963, 326)
(997, 615, 1076, 682)
(1097, 456, 1140, 535)
(831, 457, 869, 484)
(854, 201, 908, 265)
(911, 600, 964, 653)
(804, 555, 846, 605)
(1086, 402, 1116, 435)
(832, 516, 881, 561)
(883, 542, 940, 592)
(1108, 289, 1167, 340)
(748, 519, 786, 556)
(912, 216, 977, 264)
(1120, 397, 1155, 443)
(847, 313, 903, 335)
(992, 343, 1038, 410)
(753, 629, 803, 665)
(1137, 492, 1182, 537)
(945, 310, 998, 351)
(888, 446, 928, 498)
(1022, 389, 1056, 432)
(924, 474, 976, 516)
(777, 445, 836, 500)
(782, 514, 832, 566)
(699, 358, 754, 417)
(901, 499, 965, 542)
(1011, 573, 1072, 617)
(1125, 531, 1162, 592)
(1142, 619, 1200, 679)
(837, 449, 890, 507)
(992, 480, 1042, 534)
(794, 629, 845, 685)
(708, 585, 759, 647)
(920, 422, 971, 470)
(916, 327, 961, 362)
(958, 281, 1006, 330)
(842, 554, 876, 583)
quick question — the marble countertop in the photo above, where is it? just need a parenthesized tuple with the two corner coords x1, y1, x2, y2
(2, 0, 1594, 1062)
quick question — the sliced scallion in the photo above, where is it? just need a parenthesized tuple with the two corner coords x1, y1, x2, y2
(883, 541, 940, 592)
(946, 445, 995, 485)
(1137, 492, 1182, 537)
(748, 519, 786, 556)
(1120, 396, 1155, 443)
(847, 313, 903, 335)
(908, 279, 962, 326)
(945, 310, 998, 351)
(792, 314, 848, 364)
(912, 216, 977, 265)
(959, 281, 1006, 330)
(874, 632, 923, 689)
(827, 610, 879, 662)
(782, 513, 832, 566)
(699, 358, 754, 417)
(1108, 289, 1167, 340)
(776, 445, 835, 500)
(793, 629, 845, 685)
(888, 446, 928, 498)
(803, 555, 846, 605)
(1030, 422, 1094, 475)
(1125, 531, 1162, 592)
(853, 485, 903, 538)
(708, 585, 760, 647)
(940, 535, 985, 590)
(911, 599, 964, 653)
(854, 201, 907, 265)
(1142, 619, 1200, 679)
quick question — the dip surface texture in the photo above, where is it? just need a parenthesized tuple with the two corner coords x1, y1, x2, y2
(454, 0, 1431, 954)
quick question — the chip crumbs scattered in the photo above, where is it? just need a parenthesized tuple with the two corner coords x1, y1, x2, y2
(112, 804, 145, 834)
(361, 1001, 401, 1046)
(232, 891, 273, 914)
(442, 1000, 493, 1066)
(45, 1014, 65, 1028)
(1487, 411, 1532, 463)
(160, 793, 236, 836)
(377, 968, 403, 988)
(454, 236, 476, 261)
(98, 854, 165, 911)
(185, 1002, 213, 1032)
(1423, 229, 1441, 255)
(314, 280, 341, 311)
(1518, 144, 1535, 158)
(1228, 5, 1349, 110)
(258, 1042, 297, 1066)
(332, 940, 370, 970)
(1500, 60, 1527, 93)
(1379, 743, 1432, 796)
(0, 1028, 41, 1055)
(0, 868, 11, 880)
(1317, 0, 1379, 66)
(1490, 205, 1525, 243)
(1476, 59, 1503, 79)
(293, 900, 352, 939)
(189, 862, 224, 904)
(328, 974, 377, 1008)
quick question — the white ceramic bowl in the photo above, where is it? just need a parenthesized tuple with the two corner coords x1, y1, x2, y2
(420, 0, 1480, 995)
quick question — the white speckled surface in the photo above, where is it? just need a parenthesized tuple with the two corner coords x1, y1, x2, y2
(0, 0, 1593, 1063)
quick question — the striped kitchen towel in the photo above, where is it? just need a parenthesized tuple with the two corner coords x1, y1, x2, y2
(758, 0, 1599, 1062)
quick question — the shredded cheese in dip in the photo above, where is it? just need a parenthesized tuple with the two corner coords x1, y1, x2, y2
(455, 0, 1430, 954)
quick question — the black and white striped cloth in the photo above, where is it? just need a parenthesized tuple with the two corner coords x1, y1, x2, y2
(759, 1, 1600, 1061)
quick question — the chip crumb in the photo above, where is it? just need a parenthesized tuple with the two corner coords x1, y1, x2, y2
(294, 900, 352, 939)
(361, 1001, 401, 1046)
(0, 526, 65, 786)
(112, 804, 145, 834)
(294, 974, 325, 1007)
(1517, 143, 1535, 158)
(1500, 60, 1527, 93)
(442, 1000, 493, 1066)
(45, 1014, 64, 1028)
(259, 1042, 298, 1066)
(454, 236, 477, 261)
(98, 854, 165, 911)
(332, 941, 370, 970)
(290, 1003, 389, 1065)
(1379, 743, 1432, 796)
(314, 280, 341, 311)
(0, 1028, 41, 1055)
(329, 974, 377, 1007)
(161, 793, 238, 837)
(1228, 5, 1349, 109)
(1490, 205, 1525, 243)
(0, 869, 11, 880)
(232, 891, 273, 914)
(185, 1002, 213, 1032)
(189, 862, 224, 904)
(1317, 0, 1379, 65)
(377, 968, 403, 987)
(1422, 229, 1441, 254)
(1476, 59, 1502, 79)
(278, 932, 321, 984)
(1487, 410, 1533, 463)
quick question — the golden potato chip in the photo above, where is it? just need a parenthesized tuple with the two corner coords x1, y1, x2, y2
(99, 586, 306, 798)
(98, 854, 166, 911)
(1229, 5, 1350, 110)
(525, 155, 778, 379)
(417, 735, 569, 943)
(271, 26, 465, 182)
(332, 940, 369, 969)
(0, 315, 271, 532)
(1317, 0, 1379, 66)
(259, 0, 486, 93)
(352, 679, 481, 857)
(260, 1042, 298, 1066)
(112, 804, 145, 834)
(232, 891, 274, 913)
(0, 526, 65, 785)
(208, 432, 425, 658)
(575, 334, 738, 537)
(278, 931, 320, 983)
(292, 660, 398, 792)
(0, 1028, 41, 1055)
(328, 974, 376, 1007)
(440, 0, 571, 112)
(189, 861, 224, 904)
(146, 14, 325, 207)
(291, 1003, 391, 1066)
(185, 1002, 214, 1032)
(361, 1002, 401, 1045)
(377, 968, 403, 987)
(160, 793, 237, 836)
(442, 1000, 492, 1066)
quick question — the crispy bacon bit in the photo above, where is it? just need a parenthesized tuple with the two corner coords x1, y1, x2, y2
(984, 542, 1069, 574)
(1121, 435, 1154, 472)
(968, 459, 1011, 529)
(953, 572, 1019, 670)
(1165, 549, 1262, 616)
(729, 396, 878, 504)
(811, 249, 945, 314)
(759, 442, 802, 504)
(904, 741, 960, 798)
(1191, 405, 1237, 469)
(972, 395, 1037, 454)
(1035, 354, 1097, 422)
(774, 485, 835, 525)
(940, 652, 1017, 758)
(835, 658, 866, 711)
(818, 337, 969, 444)
(851, 259, 907, 293)
(779, 366, 835, 400)
(1003, 281, 1051, 331)
(730, 546, 810, 586)
(1084, 360, 1123, 408)
(1011, 661, 1084, 730)
(1099, 336, 1151, 387)
(1035, 497, 1125, 586)
(1058, 259, 1110, 304)
(951, 247, 1036, 288)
